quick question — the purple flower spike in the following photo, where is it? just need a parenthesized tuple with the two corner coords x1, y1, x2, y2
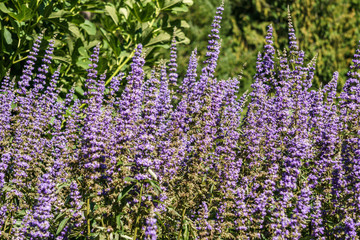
(199, 1, 224, 92)
(288, 6, 299, 55)
(116, 44, 145, 143)
(145, 213, 157, 240)
(18, 32, 44, 95)
(169, 30, 179, 94)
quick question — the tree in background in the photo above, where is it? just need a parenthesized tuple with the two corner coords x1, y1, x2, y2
(175, 0, 360, 93)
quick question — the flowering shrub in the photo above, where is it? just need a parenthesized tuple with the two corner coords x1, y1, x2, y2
(1, 2, 360, 239)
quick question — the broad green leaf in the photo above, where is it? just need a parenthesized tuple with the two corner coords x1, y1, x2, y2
(87, 40, 101, 49)
(178, 36, 190, 45)
(80, 20, 96, 36)
(11, 102, 17, 110)
(78, 46, 88, 57)
(75, 85, 84, 96)
(141, 0, 153, 4)
(99, 233, 106, 240)
(162, 0, 182, 10)
(43, 1, 55, 18)
(105, 3, 119, 25)
(48, 9, 68, 19)
(124, 176, 136, 183)
(119, 51, 130, 58)
(182, 0, 193, 6)
(119, 7, 129, 19)
(56, 218, 70, 235)
(0, 3, 11, 14)
(52, 56, 71, 64)
(180, 20, 190, 28)
(171, 6, 188, 13)
(113, 233, 120, 240)
(68, 23, 81, 38)
(19, 5, 33, 22)
(145, 32, 171, 46)
(140, 3, 156, 22)
(54, 212, 65, 222)
(173, 29, 190, 44)
(8, 5, 33, 22)
(3, 28, 12, 45)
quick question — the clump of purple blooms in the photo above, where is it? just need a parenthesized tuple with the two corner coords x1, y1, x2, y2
(1, 2, 360, 239)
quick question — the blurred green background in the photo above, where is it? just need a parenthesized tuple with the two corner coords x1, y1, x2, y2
(173, 0, 360, 94)
(1, 0, 360, 96)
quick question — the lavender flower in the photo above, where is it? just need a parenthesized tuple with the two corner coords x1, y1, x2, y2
(2, 3, 360, 239)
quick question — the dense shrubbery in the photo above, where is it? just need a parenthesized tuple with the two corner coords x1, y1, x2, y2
(176, 0, 360, 93)
(0, 0, 192, 98)
(1, 2, 360, 239)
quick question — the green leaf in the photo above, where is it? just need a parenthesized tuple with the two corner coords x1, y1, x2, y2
(148, 179, 161, 193)
(119, 235, 132, 240)
(48, 9, 68, 19)
(80, 20, 96, 36)
(100, 27, 110, 44)
(56, 218, 70, 235)
(54, 212, 65, 222)
(124, 176, 136, 183)
(0, 3, 11, 14)
(43, 1, 55, 18)
(180, 20, 190, 28)
(99, 233, 106, 240)
(110, 232, 120, 240)
(162, 0, 182, 10)
(68, 23, 81, 38)
(75, 86, 84, 96)
(119, 7, 129, 19)
(117, 184, 135, 202)
(78, 46, 88, 57)
(184, 222, 189, 239)
(167, 206, 181, 217)
(140, 3, 155, 22)
(182, 0, 193, 6)
(148, 169, 157, 180)
(8, 5, 33, 22)
(105, 3, 119, 25)
(3, 28, 12, 45)
(171, 6, 188, 13)
(52, 56, 71, 64)
(145, 32, 171, 46)
(116, 215, 121, 228)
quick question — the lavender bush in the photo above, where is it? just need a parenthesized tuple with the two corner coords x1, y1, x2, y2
(1, 2, 360, 239)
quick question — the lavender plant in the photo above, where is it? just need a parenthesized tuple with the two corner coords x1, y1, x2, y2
(1, 2, 360, 239)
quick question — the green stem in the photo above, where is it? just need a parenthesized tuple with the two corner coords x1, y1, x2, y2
(87, 198, 91, 237)
(105, 49, 136, 87)
(12, 56, 28, 64)
(177, 207, 187, 240)
(101, 218, 110, 240)
(133, 182, 144, 240)
(7, 213, 12, 239)
(75, 48, 136, 110)
(2, 216, 8, 233)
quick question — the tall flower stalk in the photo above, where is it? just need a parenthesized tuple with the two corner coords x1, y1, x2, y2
(1, 3, 360, 239)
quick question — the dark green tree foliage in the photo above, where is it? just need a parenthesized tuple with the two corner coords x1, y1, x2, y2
(176, 0, 360, 93)
(0, 0, 193, 98)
